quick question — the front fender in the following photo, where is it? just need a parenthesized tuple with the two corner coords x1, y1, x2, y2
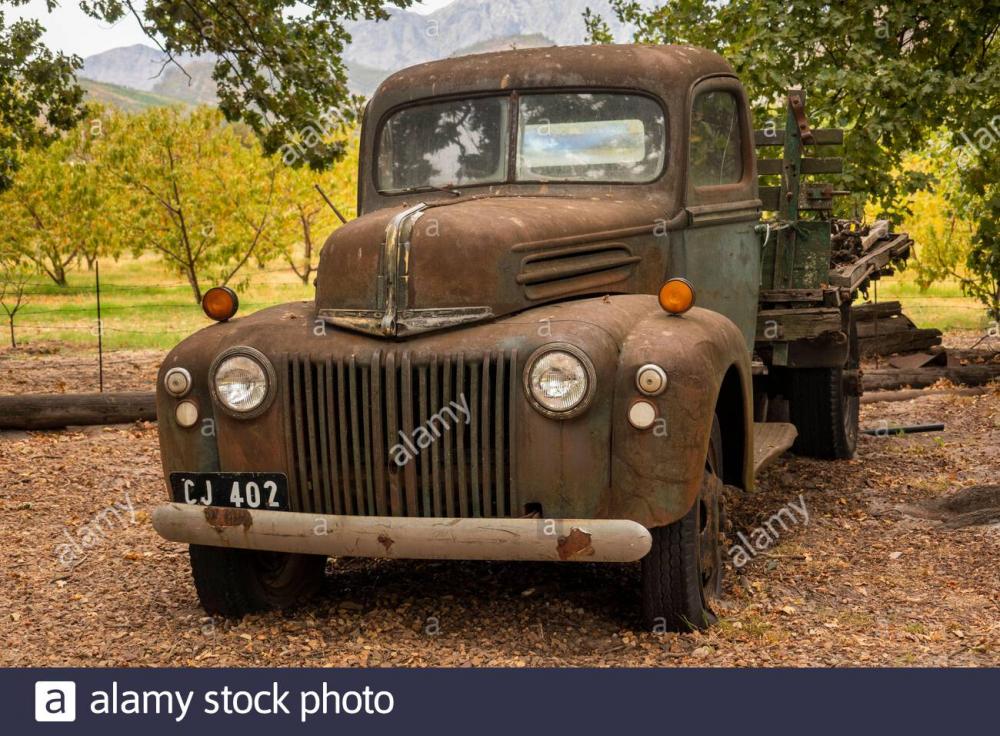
(605, 304, 753, 528)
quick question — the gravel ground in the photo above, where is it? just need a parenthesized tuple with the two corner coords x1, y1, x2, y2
(1, 340, 998, 667)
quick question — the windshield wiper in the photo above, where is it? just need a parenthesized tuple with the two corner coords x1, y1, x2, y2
(421, 183, 462, 197)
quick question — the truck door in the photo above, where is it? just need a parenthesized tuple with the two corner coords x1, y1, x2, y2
(672, 77, 760, 349)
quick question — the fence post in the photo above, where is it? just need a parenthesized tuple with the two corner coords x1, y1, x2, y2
(96, 260, 104, 393)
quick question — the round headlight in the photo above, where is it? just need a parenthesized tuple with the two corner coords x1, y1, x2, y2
(211, 348, 274, 417)
(524, 344, 595, 418)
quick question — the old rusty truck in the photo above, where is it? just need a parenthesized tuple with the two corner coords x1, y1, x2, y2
(152, 45, 911, 630)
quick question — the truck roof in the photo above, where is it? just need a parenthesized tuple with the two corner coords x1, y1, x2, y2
(369, 43, 736, 116)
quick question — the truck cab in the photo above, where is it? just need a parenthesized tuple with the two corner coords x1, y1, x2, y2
(153, 44, 880, 631)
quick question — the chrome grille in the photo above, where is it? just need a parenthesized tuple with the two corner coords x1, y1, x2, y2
(283, 350, 518, 518)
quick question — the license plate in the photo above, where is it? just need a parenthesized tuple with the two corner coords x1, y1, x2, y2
(169, 472, 288, 510)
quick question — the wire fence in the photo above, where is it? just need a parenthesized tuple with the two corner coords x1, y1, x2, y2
(0, 261, 321, 394)
(2, 263, 997, 396)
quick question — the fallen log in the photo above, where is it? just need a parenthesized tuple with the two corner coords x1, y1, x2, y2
(858, 327, 943, 358)
(862, 365, 1000, 392)
(861, 387, 987, 404)
(0, 391, 156, 430)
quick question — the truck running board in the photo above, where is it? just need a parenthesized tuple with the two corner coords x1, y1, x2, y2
(753, 422, 798, 474)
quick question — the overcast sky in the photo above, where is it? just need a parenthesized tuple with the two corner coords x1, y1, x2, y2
(8, 0, 455, 58)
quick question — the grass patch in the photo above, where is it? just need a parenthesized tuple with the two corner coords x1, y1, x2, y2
(11, 255, 312, 350)
(5, 252, 995, 352)
(873, 274, 991, 332)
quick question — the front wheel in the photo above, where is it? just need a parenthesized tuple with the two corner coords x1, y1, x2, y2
(641, 416, 724, 632)
(188, 545, 327, 618)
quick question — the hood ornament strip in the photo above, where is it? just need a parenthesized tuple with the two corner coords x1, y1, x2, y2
(379, 203, 427, 335)
(319, 203, 495, 338)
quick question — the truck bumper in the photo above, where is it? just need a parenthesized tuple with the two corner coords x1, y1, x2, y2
(151, 503, 653, 562)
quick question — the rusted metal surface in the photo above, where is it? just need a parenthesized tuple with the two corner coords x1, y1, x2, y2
(155, 44, 762, 551)
(203, 506, 253, 532)
(152, 503, 653, 562)
(316, 45, 744, 336)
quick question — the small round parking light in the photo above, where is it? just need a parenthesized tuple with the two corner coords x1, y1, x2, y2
(175, 400, 199, 428)
(658, 278, 695, 315)
(636, 364, 667, 396)
(202, 286, 239, 322)
(163, 367, 191, 397)
(627, 399, 658, 430)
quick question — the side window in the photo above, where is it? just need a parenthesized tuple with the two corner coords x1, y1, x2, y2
(689, 91, 743, 187)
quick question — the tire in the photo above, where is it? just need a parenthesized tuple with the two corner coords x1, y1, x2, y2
(788, 318, 860, 460)
(641, 416, 724, 632)
(788, 368, 859, 459)
(189, 545, 327, 618)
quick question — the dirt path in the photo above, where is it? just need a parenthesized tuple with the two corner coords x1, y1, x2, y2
(1, 345, 998, 666)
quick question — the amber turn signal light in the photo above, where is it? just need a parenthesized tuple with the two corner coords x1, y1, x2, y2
(202, 286, 239, 322)
(658, 278, 695, 315)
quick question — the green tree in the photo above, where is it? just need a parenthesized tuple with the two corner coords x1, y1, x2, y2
(587, 0, 1000, 315)
(103, 106, 288, 303)
(78, 0, 410, 170)
(0, 117, 124, 286)
(0, 252, 30, 348)
(0, 2, 85, 192)
(273, 134, 357, 284)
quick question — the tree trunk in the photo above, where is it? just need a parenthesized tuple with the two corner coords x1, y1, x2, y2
(7, 317, 14, 349)
(187, 269, 202, 304)
(0, 392, 156, 429)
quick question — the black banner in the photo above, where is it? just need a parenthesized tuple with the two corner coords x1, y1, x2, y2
(9, 668, 997, 734)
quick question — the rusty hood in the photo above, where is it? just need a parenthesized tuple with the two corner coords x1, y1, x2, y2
(315, 194, 668, 337)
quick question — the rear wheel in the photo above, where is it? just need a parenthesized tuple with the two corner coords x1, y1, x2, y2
(788, 318, 860, 459)
(641, 416, 724, 631)
(189, 545, 326, 618)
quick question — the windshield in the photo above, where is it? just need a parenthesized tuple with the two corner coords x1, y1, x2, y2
(517, 93, 665, 182)
(376, 92, 666, 192)
(377, 97, 510, 193)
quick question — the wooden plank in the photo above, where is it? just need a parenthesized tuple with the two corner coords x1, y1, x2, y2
(759, 288, 828, 304)
(0, 391, 156, 430)
(756, 307, 842, 341)
(754, 128, 844, 146)
(856, 315, 916, 338)
(828, 234, 912, 288)
(887, 351, 947, 370)
(853, 301, 903, 320)
(753, 422, 798, 474)
(862, 364, 1000, 391)
(760, 185, 781, 211)
(758, 157, 843, 175)
(760, 186, 835, 212)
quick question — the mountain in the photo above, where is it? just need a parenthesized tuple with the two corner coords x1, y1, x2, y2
(80, 44, 217, 108)
(343, 0, 636, 71)
(79, 0, 643, 108)
(80, 44, 167, 91)
(78, 78, 189, 112)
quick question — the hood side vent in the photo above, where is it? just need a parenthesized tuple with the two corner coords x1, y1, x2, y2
(516, 243, 641, 301)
